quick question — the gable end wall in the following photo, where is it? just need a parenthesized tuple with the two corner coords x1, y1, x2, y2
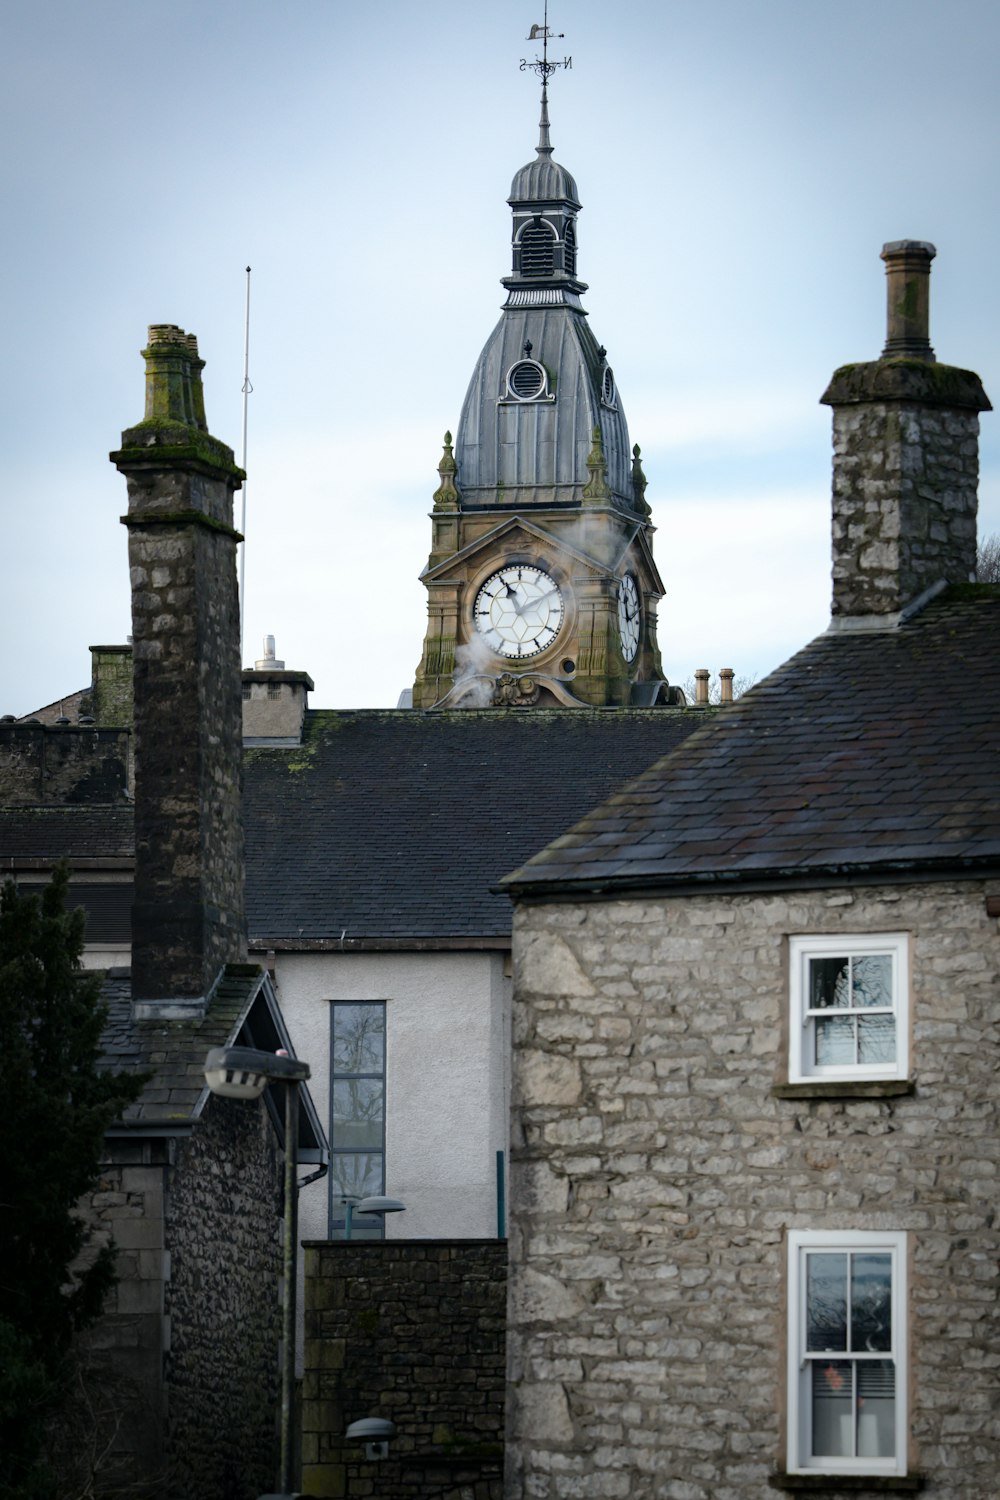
(508, 880, 1000, 1498)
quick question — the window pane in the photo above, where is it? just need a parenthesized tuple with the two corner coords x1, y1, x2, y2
(858, 1014, 896, 1064)
(333, 1004, 385, 1072)
(857, 1360, 895, 1458)
(815, 1014, 855, 1067)
(333, 1078, 383, 1148)
(852, 954, 892, 1008)
(329, 1151, 383, 1201)
(811, 1361, 852, 1456)
(852, 1254, 892, 1352)
(807, 1253, 847, 1351)
(810, 957, 850, 1009)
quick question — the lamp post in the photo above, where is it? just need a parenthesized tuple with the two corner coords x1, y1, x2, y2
(341, 1194, 406, 1240)
(204, 1045, 310, 1499)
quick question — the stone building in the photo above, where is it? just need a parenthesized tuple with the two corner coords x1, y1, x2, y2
(502, 243, 1000, 1497)
(2, 327, 325, 1499)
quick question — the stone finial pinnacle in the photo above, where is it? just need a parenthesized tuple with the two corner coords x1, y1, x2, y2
(433, 431, 460, 510)
(631, 443, 650, 516)
(582, 424, 609, 503)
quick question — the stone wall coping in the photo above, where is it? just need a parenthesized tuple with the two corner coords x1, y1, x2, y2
(303, 1238, 506, 1250)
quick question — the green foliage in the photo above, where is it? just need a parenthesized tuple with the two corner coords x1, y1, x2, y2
(0, 866, 146, 1496)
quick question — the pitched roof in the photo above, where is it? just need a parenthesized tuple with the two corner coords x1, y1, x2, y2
(243, 708, 701, 942)
(0, 805, 133, 862)
(1, 707, 702, 942)
(100, 962, 327, 1158)
(503, 587, 1000, 898)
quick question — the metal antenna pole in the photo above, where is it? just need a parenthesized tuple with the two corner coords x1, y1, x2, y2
(239, 265, 253, 661)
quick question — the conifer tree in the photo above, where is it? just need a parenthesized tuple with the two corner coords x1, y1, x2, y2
(0, 866, 144, 1498)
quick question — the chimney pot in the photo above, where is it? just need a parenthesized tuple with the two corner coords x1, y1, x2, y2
(719, 668, 735, 704)
(880, 240, 936, 361)
(694, 668, 710, 706)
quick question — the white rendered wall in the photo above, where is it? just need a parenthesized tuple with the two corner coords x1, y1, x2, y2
(272, 949, 511, 1248)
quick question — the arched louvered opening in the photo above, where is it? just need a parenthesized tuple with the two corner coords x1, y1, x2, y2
(518, 221, 557, 277)
(563, 218, 577, 276)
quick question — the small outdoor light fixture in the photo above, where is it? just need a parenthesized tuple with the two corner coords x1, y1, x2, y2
(346, 1415, 396, 1461)
(340, 1193, 406, 1240)
(204, 1044, 309, 1098)
(204, 1045, 311, 1499)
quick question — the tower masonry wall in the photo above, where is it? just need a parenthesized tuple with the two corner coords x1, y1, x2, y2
(830, 401, 981, 617)
(128, 515, 245, 999)
(507, 881, 1000, 1499)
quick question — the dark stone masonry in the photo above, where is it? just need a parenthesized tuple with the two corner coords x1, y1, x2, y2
(301, 1239, 506, 1499)
(110, 324, 246, 1006)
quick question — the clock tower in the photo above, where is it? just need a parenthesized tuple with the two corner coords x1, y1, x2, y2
(412, 68, 667, 710)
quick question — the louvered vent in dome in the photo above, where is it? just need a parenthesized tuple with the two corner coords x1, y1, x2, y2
(507, 361, 547, 400)
(564, 220, 577, 276)
(519, 223, 556, 276)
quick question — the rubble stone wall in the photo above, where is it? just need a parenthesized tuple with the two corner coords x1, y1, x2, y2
(302, 1239, 506, 1499)
(830, 401, 980, 617)
(164, 1094, 282, 1500)
(508, 879, 1000, 1499)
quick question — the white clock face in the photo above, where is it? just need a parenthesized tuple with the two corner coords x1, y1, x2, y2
(617, 574, 640, 663)
(474, 565, 564, 660)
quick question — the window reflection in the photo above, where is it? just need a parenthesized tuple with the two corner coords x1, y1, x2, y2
(329, 1002, 386, 1238)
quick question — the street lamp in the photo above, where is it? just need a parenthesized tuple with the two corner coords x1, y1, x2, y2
(341, 1194, 406, 1240)
(204, 1045, 309, 1499)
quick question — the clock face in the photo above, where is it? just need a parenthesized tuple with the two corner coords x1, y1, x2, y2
(474, 565, 564, 660)
(617, 574, 640, 663)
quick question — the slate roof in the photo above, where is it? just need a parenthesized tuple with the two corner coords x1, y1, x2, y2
(503, 587, 1000, 898)
(243, 709, 701, 942)
(0, 805, 133, 862)
(99, 962, 326, 1157)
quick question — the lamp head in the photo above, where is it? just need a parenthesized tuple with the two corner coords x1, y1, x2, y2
(204, 1045, 310, 1100)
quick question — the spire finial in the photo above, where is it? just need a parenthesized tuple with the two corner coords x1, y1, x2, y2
(521, 4, 571, 157)
(537, 81, 553, 158)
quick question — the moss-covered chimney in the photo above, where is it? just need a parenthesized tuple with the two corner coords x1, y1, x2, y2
(820, 242, 991, 623)
(110, 326, 246, 1018)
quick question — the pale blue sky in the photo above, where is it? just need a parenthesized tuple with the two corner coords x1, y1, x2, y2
(4, 0, 999, 714)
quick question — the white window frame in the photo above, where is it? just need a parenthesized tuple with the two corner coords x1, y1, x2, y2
(787, 1230, 907, 1478)
(788, 933, 909, 1084)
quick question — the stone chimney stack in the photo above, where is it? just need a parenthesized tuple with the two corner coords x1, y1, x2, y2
(111, 326, 246, 1017)
(820, 242, 991, 624)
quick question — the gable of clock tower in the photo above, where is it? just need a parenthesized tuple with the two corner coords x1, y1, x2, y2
(413, 86, 668, 711)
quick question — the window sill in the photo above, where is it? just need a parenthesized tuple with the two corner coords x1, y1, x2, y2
(772, 1080, 914, 1101)
(769, 1475, 924, 1492)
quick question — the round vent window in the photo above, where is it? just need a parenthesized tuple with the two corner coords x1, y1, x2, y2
(507, 360, 547, 401)
(602, 367, 616, 406)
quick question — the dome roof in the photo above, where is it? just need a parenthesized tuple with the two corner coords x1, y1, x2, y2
(508, 153, 580, 207)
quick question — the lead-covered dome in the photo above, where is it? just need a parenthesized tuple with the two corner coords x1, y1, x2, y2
(508, 154, 580, 207)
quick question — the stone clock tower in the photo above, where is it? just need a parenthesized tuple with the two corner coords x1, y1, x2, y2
(413, 81, 667, 710)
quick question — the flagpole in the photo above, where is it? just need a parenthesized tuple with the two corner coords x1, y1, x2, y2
(239, 265, 252, 661)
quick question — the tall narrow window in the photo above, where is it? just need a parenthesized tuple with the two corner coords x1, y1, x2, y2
(787, 1230, 907, 1477)
(789, 934, 908, 1082)
(328, 1002, 385, 1238)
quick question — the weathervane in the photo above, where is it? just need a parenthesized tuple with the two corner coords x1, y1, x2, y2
(520, 2, 571, 85)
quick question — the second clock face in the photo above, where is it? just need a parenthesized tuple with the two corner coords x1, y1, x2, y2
(474, 565, 564, 659)
(617, 573, 640, 663)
